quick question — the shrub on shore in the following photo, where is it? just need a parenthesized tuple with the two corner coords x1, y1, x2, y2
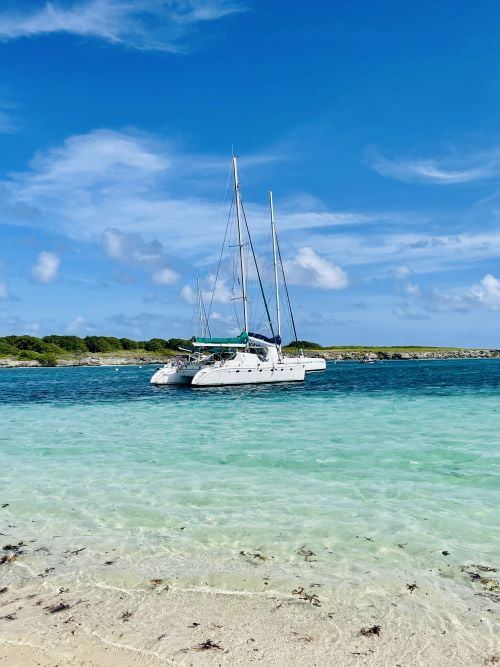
(43, 335, 88, 353)
(286, 340, 323, 350)
(0, 334, 193, 361)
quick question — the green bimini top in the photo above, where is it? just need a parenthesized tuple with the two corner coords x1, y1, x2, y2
(192, 331, 249, 348)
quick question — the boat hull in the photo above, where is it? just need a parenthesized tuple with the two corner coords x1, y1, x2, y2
(287, 356, 326, 372)
(190, 362, 305, 386)
(150, 365, 191, 385)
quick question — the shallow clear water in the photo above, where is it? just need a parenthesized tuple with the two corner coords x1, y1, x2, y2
(1, 360, 499, 594)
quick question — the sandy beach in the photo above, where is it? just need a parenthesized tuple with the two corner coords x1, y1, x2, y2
(1, 535, 499, 666)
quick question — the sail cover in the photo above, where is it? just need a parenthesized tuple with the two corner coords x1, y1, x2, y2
(248, 332, 281, 346)
(192, 332, 249, 347)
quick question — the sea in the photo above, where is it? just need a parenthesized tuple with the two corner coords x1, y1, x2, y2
(0, 360, 499, 614)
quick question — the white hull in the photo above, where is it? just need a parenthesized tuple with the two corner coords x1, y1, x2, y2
(150, 362, 191, 385)
(287, 356, 326, 372)
(152, 349, 306, 387)
(190, 362, 304, 386)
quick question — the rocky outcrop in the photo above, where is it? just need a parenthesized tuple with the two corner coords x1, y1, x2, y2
(294, 349, 500, 361)
(0, 354, 170, 368)
(1, 349, 500, 368)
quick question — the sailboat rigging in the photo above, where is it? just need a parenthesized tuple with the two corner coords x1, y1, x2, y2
(150, 156, 325, 386)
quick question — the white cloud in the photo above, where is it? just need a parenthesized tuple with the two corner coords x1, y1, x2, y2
(102, 228, 179, 284)
(32, 251, 60, 283)
(395, 274, 500, 317)
(66, 315, 96, 334)
(2, 129, 399, 259)
(368, 146, 500, 185)
(103, 228, 164, 264)
(468, 274, 500, 310)
(404, 281, 420, 297)
(180, 284, 196, 304)
(9, 128, 500, 288)
(283, 247, 348, 289)
(394, 264, 412, 279)
(294, 230, 500, 276)
(180, 274, 232, 304)
(0, 0, 245, 52)
(152, 267, 179, 285)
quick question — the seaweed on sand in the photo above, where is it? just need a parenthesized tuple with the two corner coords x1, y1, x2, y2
(149, 578, 169, 590)
(360, 625, 381, 636)
(296, 546, 317, 563)
(3, 542, 25, 552)
(239, 550, 273, 562)
(0, 553, 18, 565)
(45, 602, 70, 614)
(461, 565, 500, 599)
(291, 587, 321, 607)
(196, 639, 222, 651)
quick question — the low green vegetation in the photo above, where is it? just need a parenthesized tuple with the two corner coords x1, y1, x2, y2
(0, 334, 488, 366)
(0, 335, 192, 365)
(287, 339, 323, 350)
(283, 342, 472, 353)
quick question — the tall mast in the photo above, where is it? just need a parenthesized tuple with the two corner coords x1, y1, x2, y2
(197, 277, 204, 337)
(232, 155, 248, 332)
(269, 191, 281, 343)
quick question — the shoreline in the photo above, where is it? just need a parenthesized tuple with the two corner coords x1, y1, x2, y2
(1, 363, 499, 665)
(1, 542, 498, 666)
(1, 348, 499, 368)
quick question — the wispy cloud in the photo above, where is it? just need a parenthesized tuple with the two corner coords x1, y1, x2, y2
(0, 0, 245, 52)
(394, 264, 412, 279)
(367, 145, 500, 185)
(8, 127, 500, 294)
(394, 273, 500, 320)
(102, 227, 179, 283)
(296, 230, 500, 275)
(2, 128, 380, 260)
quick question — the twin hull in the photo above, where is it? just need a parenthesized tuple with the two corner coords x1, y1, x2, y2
(150, 355, 306, 386)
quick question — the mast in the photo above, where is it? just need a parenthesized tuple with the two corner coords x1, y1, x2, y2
(197, 277, 204, 337)
(269, 191, 281, 343)
(232, 155, 248, 332)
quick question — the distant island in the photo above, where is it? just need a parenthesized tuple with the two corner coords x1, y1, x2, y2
(0, 334, 499, 368)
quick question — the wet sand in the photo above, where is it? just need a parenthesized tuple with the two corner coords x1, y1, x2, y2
(1, 546, 499, 666)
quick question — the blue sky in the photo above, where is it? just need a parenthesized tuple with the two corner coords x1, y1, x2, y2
(1, 0, 500, 345)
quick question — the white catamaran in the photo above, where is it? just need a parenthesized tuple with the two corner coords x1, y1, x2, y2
(150, 156, 325, 387)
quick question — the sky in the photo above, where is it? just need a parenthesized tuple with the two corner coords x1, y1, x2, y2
(1, 0, 500, 346)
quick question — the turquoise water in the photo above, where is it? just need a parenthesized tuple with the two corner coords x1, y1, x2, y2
(1, 360, 499, 595)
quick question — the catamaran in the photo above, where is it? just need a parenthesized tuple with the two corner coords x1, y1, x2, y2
(150, 156, 325, 386)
